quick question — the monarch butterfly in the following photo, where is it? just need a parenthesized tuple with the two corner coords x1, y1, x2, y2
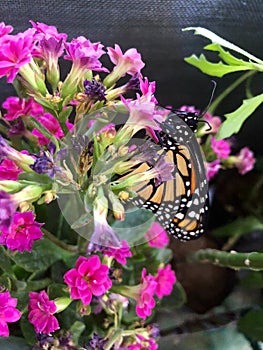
(131, 111, 209, 241)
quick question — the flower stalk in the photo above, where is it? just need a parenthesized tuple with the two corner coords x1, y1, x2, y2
(187, 249, 263, 271)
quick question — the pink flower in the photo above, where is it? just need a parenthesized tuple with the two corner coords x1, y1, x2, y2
(30, 21, 67, 88)
(135, 268, 157, 320)
(0, 290, 21, 336)
(103, 240, 132, 264)
(203, 112, 221, 133)
(64, 255, 112, 305)
(0, 28, 35, 83)
(0, 22, 13, 39)
(127, 336, 158, 350)
(64, 36, 106, 71)
(0, 159, 23, 180)
(179, 105, 200, 114)
(32, 113, 65, 145)
(154, 264, 176, 299)
(107, 44, 145, 76)
(0, 191, 18, 229)
(88, 196, 121, 249)
(205, 159, 221, 181)
(145, 222, 169, 248)
(30, 21, 67, 42)
(120, 94, 160, 134)
(235, 147, 256, 175)
(2, 96, 44, 120)
(28, 290, 59, 334)
(139, 76, 158, 104)
(0, 211, 43, 252)
(211, 137, 231, 159)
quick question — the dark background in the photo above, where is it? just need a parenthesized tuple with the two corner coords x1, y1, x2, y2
(1, 0, 263, 154)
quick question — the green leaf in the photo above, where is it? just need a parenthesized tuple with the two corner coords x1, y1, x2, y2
(20, 315, 36, 346)
(18, 172, 53, 185)
(185, 54, 254, 77)
(70, 321, 86, 344)
(205, 43, 262, 70)
(59, 106, 73, 123)
(160, 281, 187, 309)
(217, 93, 263, 139)
(112, 208, 155, 244)
(213, 216, 263, 237)
(0, 246, 15, 277)
(183, 27, 263, 65)
(8, 238, 73, 272)
(240, 271, 263, 289)
(0, 336, 30, 350)
(159, 323, 251, 350)
(154, 248, 173, 265)
(26, 278, 52, 291)
(238, 309, 263, 341)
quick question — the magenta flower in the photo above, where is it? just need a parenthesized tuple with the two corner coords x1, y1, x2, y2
(28, 290, 59, 334)
(235, 147, 256, 175)
(0, 211, 43, 252)
(0, 191, 18, 229)
(62, 36, 107, 97)
(0, 159, 23, 180)
(32, 113, 65, 145)
(64, 36, 106, 71)
(205, 159, 221, 181)
(0, 290, 21, 336)
(0, 22, 13, 39)
(203, 111, 221, 134)
(135, 268, 157, 320)
(64, 255, 112, 305)
(139, 76, 157, 104)
(0, 135, 34, 170)
(127, 335, 158, 350)
(30, 21, 67, 88)
(145, 222, 169, 248)
(120, 94, 160, 135)
(211, 137, 231, 159)
(152, 155, 174, 186)
(89, 196, 121, 248)
(0, 28, 35, 83)
(30, 21, 67, 42)
(103, 240, 132, 264)
(2, 96, 44, 120)
(107, 44, 145, 79)
(179, 105, 200, 114)
(154, 264, 176, 299)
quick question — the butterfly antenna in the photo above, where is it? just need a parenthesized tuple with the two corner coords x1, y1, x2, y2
(200, 80, 217, 118)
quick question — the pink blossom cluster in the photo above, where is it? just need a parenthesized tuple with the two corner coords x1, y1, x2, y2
(179, 106, 256, 180)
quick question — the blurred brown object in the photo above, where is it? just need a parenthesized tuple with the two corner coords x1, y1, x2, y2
(170, 235, 235, 313)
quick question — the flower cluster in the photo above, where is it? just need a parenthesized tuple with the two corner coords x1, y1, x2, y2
(0, 21, 178, 349)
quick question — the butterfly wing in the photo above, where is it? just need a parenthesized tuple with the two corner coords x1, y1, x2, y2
(131, 113, 208, 241)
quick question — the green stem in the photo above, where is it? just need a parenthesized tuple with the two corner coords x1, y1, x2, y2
(187, 248, 263, 271)
(104, 329, 123, 350)
(42, 228, 78, 253)
(208, 71, 256, 114)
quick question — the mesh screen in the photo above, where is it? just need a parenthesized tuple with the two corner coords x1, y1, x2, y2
(1, 0, 263, 152)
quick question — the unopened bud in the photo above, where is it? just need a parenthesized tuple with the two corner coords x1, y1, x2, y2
(118, 191, 130, 201)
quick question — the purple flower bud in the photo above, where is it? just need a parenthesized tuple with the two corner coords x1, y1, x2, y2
(0, 190, 17, 229)
(83, 78, 106, 101)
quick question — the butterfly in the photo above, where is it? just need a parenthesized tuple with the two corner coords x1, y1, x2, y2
(131, 111, 209, 241)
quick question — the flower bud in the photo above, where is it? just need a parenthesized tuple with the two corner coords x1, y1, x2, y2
(54, 297, 72, 313)
(108, 191, 125, 221)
